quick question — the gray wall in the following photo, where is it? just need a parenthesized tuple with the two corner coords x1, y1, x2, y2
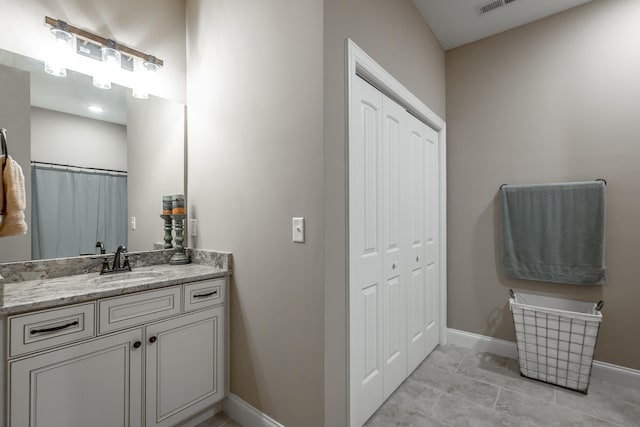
(0, 65, 31, 262)
(446, 0, 640, 369)
(31, 107, 127, 171)
(186, 1, 324, 426)
(126, 96, 184, 252)
(323, 1, 446, 425)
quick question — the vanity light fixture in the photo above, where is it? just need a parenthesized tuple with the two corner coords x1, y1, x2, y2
(44, 16, 164, 97)
(43, 20, 74, 77)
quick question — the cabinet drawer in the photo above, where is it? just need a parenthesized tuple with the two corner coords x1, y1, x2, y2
(9, 303, 95, 358)
(99, 287, 181, 334)
(183, 279, 225, 312)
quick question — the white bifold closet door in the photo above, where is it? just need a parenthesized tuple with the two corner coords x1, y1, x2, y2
(350, 76, 439, 427)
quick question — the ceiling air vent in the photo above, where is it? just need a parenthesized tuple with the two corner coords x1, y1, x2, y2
(476, 0, 520, 16)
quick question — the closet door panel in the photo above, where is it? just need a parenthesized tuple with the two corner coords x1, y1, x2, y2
(406, 115, 427, 374)
(349, 76, 384, 427)
(424, 125, 440, 354)
(381, 96, 407, 399)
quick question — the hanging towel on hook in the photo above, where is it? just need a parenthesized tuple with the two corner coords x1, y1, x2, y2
(0, 129, 28, 237)
(500, 181, 607, 285)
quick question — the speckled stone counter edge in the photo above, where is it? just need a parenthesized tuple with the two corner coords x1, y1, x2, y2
(0, 248, 232, 307)
(0, 248, 231, 283)
(0, 264, 230, 315)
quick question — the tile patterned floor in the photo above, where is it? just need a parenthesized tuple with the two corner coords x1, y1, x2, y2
(365, 344, 640, 427)
(193, 345, 639, 427)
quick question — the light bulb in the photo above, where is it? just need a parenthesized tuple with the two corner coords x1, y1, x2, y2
(93, 43, 121, 90)
(132, 59, 159, 99)
(44, 27, 74, 77)
(87, 105, 104, 113)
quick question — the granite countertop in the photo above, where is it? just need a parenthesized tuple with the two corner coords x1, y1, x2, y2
(1, 263, 230, 315)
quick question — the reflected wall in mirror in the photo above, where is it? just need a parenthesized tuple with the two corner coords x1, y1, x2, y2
(0, 48, 185, 263)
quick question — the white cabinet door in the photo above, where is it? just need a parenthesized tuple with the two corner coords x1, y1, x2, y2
(381, 95, 408, 400)
(9, 328, 143, 427)
(145, 307, 225, 427)
(349, 76, 384, 427)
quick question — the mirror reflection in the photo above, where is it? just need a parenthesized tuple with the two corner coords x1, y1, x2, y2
(0, 48, 185, 262)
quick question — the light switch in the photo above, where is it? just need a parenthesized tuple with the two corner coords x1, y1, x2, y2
(130, 216, 136, 230)
(292, 217, 305, 243)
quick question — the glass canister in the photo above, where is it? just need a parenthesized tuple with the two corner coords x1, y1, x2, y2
(172, 194, 185, 215)
(162, 195, 173, 214)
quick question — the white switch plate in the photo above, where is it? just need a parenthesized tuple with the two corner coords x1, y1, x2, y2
(292, 217, 305, 243)
(130, 216, 136, 230)
(189, 219, 197, 237)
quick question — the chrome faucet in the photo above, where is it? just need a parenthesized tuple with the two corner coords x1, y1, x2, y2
(100, 245, 132, 275)
(95, 241, 105, 254)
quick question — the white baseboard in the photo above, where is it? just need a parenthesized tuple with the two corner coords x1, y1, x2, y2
(447, 328, 518, 359)
(447, 328, 640, 390)
(591, 360, 640, 390)
(223, 393, 285, 427)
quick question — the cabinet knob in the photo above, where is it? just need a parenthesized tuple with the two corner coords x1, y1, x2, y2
(149, 336, 157, 344)
(133, 341, 142, 349)
(392, 262, 397, 270)
(416, 256, 420, 262)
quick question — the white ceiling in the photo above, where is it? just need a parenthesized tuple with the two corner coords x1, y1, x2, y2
(0, 49, 126, 125)
(413, 0, 593, 50)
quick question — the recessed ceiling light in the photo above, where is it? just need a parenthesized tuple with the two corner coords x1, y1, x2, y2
(87, 105, 104, 113)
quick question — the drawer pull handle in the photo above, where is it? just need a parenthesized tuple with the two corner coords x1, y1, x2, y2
(149, 336, 157, 344)
(30, 320, 79, 335)
(193, 290, 217, 299)
(133, 341, 142, 349)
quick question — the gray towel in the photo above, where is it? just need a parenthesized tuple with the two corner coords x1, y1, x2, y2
(500, 181, 607, 285)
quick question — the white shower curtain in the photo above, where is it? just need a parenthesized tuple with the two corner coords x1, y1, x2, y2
(31, 166, 127, 260)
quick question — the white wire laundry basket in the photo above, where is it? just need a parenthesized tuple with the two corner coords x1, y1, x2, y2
(509, 289, 603, 394)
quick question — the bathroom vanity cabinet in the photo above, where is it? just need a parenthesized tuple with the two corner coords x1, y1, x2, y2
(4, 277, 227, 427)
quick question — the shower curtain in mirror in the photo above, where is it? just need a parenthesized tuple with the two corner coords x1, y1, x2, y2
(31, 166, 127, 260)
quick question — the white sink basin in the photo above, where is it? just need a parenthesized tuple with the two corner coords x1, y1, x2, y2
(91, 271, 164, 285)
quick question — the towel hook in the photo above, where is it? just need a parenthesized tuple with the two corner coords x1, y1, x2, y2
(595, 178, 607, 186)
(1, 128, 7, 157)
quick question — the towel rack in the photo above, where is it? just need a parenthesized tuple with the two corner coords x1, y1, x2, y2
(499, 179, 607, 190)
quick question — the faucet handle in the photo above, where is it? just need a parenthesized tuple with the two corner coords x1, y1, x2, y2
(123, 255, 132, 271)
(100, 257, 110, 275)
